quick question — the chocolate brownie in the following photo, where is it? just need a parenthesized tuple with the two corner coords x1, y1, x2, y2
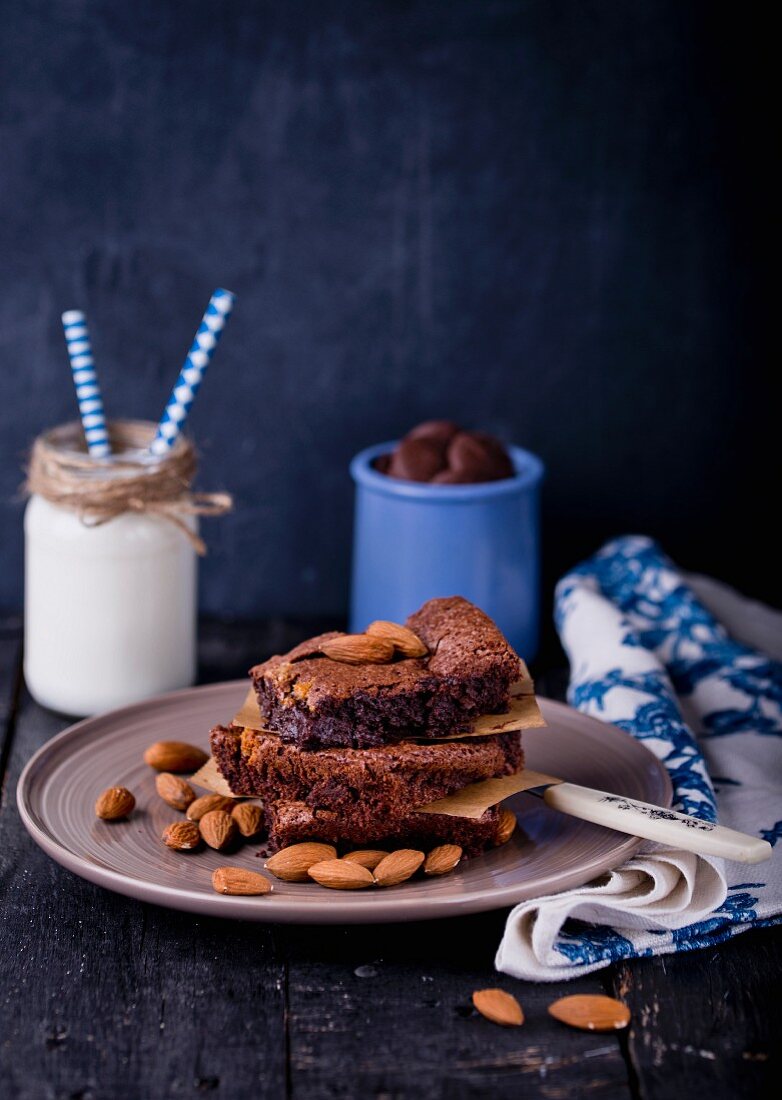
(210, 724, 523, 821)
(266, 800, 507, 857)
(250, 596, 521, 750)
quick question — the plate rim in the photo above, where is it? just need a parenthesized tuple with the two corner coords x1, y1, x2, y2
(17, 680, 673, 924)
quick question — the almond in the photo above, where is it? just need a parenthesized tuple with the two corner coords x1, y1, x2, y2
(143, 740, 209, 773)
(472, 989, 524, 1027)
(373, 849, 425, 887)
(186, 793, 235, 821)
(547, 994, 630, 1032)
(366, 621, 428, 658)
(342, 849, 389, 871)
(199, 809, 239, 851)
(231, 802, 264, 838)
(424, 844, 463, 876)
(212, 867, 272, 896)
(319, 634, 395, 665)
(155, 772, 196, 812)
(307, 859, 375, 890)
(266, 842, 338, 882)
(162, 820, 202, 851)
(94, 786, 135, 820)
(494, 808, 517, 846)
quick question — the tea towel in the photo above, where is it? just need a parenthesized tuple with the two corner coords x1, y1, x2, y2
(496, 535, 782, 980)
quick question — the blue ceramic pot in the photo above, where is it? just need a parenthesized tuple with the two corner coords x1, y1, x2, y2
(349, 442, 544, 660)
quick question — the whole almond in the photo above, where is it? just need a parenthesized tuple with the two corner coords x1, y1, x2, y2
(307, 859, 375, 890)
(366, 621, 428, 658)
(143, 740, 209, 773)
(187, 793, 235, 821)
(373, 849, 425, 887)
(95, 786, 135, 820)
(342, 849, 389, 871)
(548, 994, 630, 1032)
(162, 820, 202, 851)
(424, 844, 463, 876)
(155, 772, 196, 812)
(494, 808, 517, 846)
(472, 989, 524, 1027)
(212, 867, 272, 896)
(231, 802, 264, 838)
(266, 842, 337, 882)
(199, 810, 239, 851)
(319, 634, 395, 665)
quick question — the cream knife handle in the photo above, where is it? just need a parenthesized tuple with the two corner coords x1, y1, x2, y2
(542, 783, 772, 863)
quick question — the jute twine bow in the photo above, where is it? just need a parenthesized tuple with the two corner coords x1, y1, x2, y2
(24, 420, 232, 555)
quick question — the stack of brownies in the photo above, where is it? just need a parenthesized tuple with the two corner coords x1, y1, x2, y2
(210, 597, 530, 856)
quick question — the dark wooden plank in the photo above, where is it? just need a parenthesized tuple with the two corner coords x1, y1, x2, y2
(611, 925, 779, 1100)
(280, 914, 633, 1099)
(0, 615, 22, 780)
(0, 687, 288, 1099)
(2, 616, 780, 1100)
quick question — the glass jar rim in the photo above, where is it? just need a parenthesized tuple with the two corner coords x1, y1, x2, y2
(39, 419, 187, 476)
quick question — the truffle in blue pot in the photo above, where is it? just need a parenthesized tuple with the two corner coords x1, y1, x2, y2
(350, 421, 544, 660)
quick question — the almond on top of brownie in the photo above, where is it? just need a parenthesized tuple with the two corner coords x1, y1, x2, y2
(249, 596, 522, 750)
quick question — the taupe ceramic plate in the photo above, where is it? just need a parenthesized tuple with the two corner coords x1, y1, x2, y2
(18, 681, 671, 924)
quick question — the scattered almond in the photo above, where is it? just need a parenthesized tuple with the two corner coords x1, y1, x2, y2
(472, 989, 524, 1027)
(366, 620, 428, 658)
(199, 809, 239, 851)
(155, 772, 196, 812)
(373, 849, 425, 887)
(342, 849, 389, 870)
(307, 859, 375, 890)
(548, 994, 630, 1032)
(95, 786, 135, 820)
(319, 634, 395, 665)
(186, 793, 235, 821)
(212, 867, 272, 896)
(231, 802, 264, 838)
(424, 844, 463, 876)
(494, 807, 517, 846)
(162, 820, 202, 851)
(266, 842, 338, 882)
(143, 740, 209, 773)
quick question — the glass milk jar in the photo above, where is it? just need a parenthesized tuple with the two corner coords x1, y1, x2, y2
(23, 421, 214, 716)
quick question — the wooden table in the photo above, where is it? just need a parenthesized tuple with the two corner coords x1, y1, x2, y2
(0, 616, 777, 1099)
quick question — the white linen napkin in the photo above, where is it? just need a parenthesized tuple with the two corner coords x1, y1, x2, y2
(496, 535, 782, 981)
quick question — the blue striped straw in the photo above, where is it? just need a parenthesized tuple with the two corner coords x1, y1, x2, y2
(61, 310, 111, 458)
(149, 288, 235, 457)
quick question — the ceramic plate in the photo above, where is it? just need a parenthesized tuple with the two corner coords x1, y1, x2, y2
(18, 681, 671, 923)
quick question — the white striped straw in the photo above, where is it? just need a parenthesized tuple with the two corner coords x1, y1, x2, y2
(149, 288, 235, 456)
(61, 310, 111, 458)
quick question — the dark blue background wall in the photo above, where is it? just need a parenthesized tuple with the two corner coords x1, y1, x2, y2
(0, 1, 774, 618)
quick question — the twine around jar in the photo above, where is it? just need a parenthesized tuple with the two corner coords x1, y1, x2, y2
(24, 420, 232, 555)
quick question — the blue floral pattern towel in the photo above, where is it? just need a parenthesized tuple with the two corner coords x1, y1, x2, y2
(496, 536, 782, 981)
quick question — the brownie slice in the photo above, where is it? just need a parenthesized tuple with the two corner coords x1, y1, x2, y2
(266, 800, 507, 857)
(210, 724, 523, 821)
(250, 596, 521, 750)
